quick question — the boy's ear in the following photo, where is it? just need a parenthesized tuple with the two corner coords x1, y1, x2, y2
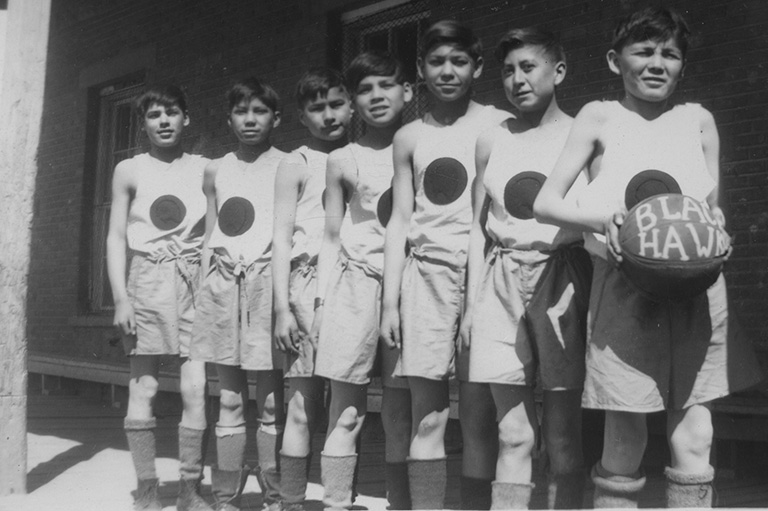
(183, 114, 190, 127)
(606, 49, 622, 76)
(554, 61, 567, 86)
(416, 57, 425, 80)
(297, 108, 308, 128)
(272, 110, 282, 128)
(472, 56, 484, 80)
(403, 82, 414, 103)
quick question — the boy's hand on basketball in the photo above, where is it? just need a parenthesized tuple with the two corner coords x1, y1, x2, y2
(113, 300, 137, 336)
(380, 306, 401, 350)
(711, 206, 726, 229)
(274, 310, 300, 354)
(605, 208, 626, 266)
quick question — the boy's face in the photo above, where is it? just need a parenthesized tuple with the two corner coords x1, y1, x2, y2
(298, 87, 352, 141)
(501, 44, 565, 113)
(418, 43, 482, 102)
(353, 75, 413, 128)
(228, 97, 280, 145)
(143, 102, 189, 148)
(607, 37, 685, 103)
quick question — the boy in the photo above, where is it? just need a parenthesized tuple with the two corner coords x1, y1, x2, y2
(460, 27, 590, 509)
(311, 51, 413, 510)
(191, 78, 286, 511)
(272, 67, 353, 511)
(380, 20, 513, 510)
(534, 7, 762, 508)
(107, 85, 210, 511)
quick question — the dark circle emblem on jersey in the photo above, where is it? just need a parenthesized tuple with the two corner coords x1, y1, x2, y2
(504, 171, 547, 220)
(377, 187, 394, 227)
(624, 169, 682, 210)
(149, 195, 186, 230)
(423, 157, 468, 205)
(218, 197, 255, 237)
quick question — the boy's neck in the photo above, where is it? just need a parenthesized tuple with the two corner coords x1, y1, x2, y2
(358, 122, 401, 150)
(519, 96, 566, 128)
(308, 136, 348, 154)
(235, 141, 271, 163)
(621, 93, 671, 120)
(431, 95, 475, 126)
(149, 144, 184, 163)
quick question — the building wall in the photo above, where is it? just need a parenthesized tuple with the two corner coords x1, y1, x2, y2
(29, 0, 768, 377)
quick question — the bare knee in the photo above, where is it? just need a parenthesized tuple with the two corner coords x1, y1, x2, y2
(130, 376, 159, 404)
(219, 389, 245, 421)
(287, 391, 310, 429)
(415, 411, 447, 439)
(669, 416, 713, 460)
(498, 412, 536, 454)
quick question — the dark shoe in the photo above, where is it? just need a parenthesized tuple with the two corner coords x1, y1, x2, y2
(134, 478, 162, 511)
(177, 477, 214, 511)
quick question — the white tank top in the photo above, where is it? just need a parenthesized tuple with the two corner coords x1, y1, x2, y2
(483, 121, 584, 250)
(126, 152, 208, 259)
(207, 147, 287, 264)
(292, 145, 327, 261)
(579, 102, 716, 258)
(409, 105, 512, 266)
(338, 143, 393, 271)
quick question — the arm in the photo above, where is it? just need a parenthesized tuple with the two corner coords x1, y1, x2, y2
(200, 159, 220, 281)
(459, 131, 494, 352)
(699, 107, 725, 226)
(106, 160, 136, 336)
(380, 125, 417, 349)
(272, 153, 305, 353)
(310, 149, 351, 344)
(533, 102, 625, 259)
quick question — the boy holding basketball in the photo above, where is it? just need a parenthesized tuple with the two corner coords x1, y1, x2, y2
(381, 20, 512, 509)
(107, 85, 210, 511)
(310, 51, 413, 510)
(272, 67, 353, 511)
(191, 77, 286, 511)
(534, 7, 761, 508)
(460, 27, 590, 509)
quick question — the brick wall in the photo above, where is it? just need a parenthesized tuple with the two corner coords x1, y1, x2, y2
(29, 0, 768, 374)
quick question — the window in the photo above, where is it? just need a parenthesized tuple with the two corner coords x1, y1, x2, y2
(340, 0, 430, 139)
(85, 80, 144, 312)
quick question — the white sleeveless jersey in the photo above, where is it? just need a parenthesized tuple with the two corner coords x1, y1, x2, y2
(483, 121, 584, 250)
(292, 145, 328, 261)
(126, 152, 208, 258)
(409, 105, 512, 266)
(338, 143, 393, 271)
(579, 101, 716, 258)
(207, 147, 287, 264)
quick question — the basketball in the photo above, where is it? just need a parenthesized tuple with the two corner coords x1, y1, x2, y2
(504, 171, 546, 220)
(218, 196, 255, 236)
(423, 157, 468, 205)
(619, 193, 730, 302)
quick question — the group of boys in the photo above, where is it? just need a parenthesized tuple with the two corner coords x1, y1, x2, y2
(109, 6, 762, 511)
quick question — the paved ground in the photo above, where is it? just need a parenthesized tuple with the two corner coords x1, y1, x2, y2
(1, 392, 768, 510)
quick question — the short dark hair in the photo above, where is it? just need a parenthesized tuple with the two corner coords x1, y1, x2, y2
(294, 67, 348, 108)
(495, 27, 565, 64)
(420, 20, 482, 64)
(612, 7, 691, 57)
(226, 77, 280, 113)
(346, 51, 406, 92)
(134, 84, 188, 118)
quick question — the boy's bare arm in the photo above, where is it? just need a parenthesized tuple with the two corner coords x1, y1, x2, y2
(380, 124, 417, 349)
(200, 159, 221, 279)
(699, 107, 724, 224)
(106, 160, 137, 335)
(311, 149, 353, 343)
(534, 101, 609, 234)
(459, 130, 494, 351)
(272, 153, 305, 353)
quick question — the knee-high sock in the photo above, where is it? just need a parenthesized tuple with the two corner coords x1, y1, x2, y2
(215, 423, 247, 472)
(125, 417, 157, 481)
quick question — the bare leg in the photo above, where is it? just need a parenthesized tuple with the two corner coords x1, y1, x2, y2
(324, 380, 367, 456)
(490, 384, 536, 484)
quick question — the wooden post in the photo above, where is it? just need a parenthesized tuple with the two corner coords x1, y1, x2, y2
(0, 0, 52, 496)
